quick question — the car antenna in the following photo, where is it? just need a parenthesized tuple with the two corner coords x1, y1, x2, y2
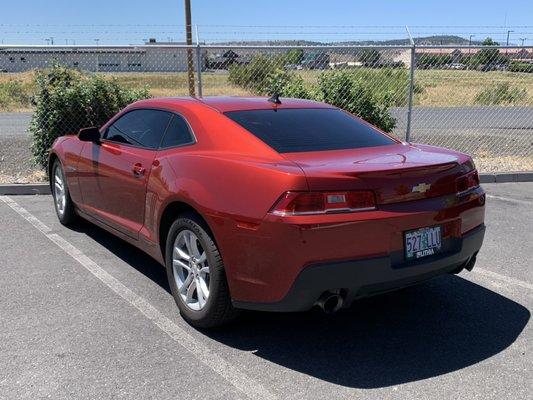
(268, 92, 282, 105)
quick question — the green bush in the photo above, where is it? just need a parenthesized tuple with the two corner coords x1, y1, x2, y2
(508, 62, 533, 73)
(474, 82, 527, 105)
(316, 72, 396, 132)
(30, 64, 149, 168)
(228, 55, 286, 94)
(263, 69, 312, 99)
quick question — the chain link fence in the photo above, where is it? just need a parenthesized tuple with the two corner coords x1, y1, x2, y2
(1, 43, 532, 181)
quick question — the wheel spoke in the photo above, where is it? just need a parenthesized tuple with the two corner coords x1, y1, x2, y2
(190, 236, 201, 258)
(54, 181, 63, 193)
(197, 252, 207, 263)
(174, 246, 190, 261)
(179, 272, 194, 295)
(198, 276, 209, 298)
(197, 279, 206, 308)
(186, 279, 197, 302)
(183, 231, 193, 255)
(199, 266, 209, 275)
(173, 258, 190, 271)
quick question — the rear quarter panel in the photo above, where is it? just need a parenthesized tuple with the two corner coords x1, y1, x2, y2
(143, 148, 308, 292)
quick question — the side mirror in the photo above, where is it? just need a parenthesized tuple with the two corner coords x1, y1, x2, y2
(78, 126, 101, 143)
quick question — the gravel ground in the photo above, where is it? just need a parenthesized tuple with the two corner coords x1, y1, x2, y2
(0, 135, 45, 183)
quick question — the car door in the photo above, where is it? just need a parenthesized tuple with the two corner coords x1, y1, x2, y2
(77, 108, 173, 238)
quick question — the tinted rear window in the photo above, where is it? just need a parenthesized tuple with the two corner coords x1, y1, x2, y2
(224, 108, 396, 153)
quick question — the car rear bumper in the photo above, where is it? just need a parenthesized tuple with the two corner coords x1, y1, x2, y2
(233, 224, 485, 312)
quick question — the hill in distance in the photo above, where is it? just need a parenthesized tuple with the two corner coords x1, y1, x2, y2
(213, 35, 483, 46)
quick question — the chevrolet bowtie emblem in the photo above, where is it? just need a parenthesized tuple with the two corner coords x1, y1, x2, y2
(412, 183, 431, 193)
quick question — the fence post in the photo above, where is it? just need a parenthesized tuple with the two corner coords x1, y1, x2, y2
(195, 44, 203, 97)
(405, 44, 416, 142)
(195, 25, 203, 97)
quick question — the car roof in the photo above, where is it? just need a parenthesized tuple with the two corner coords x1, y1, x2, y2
(129, 96, 335, 113)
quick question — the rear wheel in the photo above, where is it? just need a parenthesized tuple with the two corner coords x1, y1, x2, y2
(52, 160, 77, 226)
(165, 213, 239, 328)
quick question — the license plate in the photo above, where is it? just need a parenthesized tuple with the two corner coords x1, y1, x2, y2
(405, 226, 442, 261)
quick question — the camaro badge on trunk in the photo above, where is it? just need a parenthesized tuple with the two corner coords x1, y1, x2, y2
(412, 183, 431, 193)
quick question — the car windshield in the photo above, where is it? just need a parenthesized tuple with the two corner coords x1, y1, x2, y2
(224, 108, 396, 153)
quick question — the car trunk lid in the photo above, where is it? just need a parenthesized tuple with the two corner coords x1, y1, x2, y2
(283, 143, 470, 204)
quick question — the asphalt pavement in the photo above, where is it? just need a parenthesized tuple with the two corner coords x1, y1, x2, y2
(0, 183, 531, 399)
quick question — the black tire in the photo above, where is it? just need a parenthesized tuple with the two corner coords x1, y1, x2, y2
(165, 212, 239, 328)
(51, 160, 77, 226)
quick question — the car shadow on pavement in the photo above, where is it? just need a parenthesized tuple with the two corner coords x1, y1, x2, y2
(206, 275, 530, 389)
(70, 221, 171, 293)
(72, 221, 529, 389)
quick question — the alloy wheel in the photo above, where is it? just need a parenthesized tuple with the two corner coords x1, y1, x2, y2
(172, 229, 210, 311)
(53, 166, 66, 216)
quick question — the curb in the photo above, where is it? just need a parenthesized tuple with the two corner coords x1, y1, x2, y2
(479, 172, 533, 183)
(0, 172, 531, 196)
(0, 183, 51, 195)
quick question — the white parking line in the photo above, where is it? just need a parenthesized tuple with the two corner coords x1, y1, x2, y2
(474, 267, 533, 292)
(0, 196, 277, 400)
(486, 194, 532, 206)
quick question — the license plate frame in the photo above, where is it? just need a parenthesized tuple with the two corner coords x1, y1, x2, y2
(404, 225, 442, 261)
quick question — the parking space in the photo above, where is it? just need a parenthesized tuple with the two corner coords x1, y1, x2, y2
(0, 183, 531, 399)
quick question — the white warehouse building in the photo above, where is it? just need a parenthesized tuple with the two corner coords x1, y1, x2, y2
(0, 41, 202, 73)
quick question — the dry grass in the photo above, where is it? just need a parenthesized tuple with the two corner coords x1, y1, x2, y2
(1, 69, 532, 112)
(415, 69, 533, 106)
(101, 72, 252, 97)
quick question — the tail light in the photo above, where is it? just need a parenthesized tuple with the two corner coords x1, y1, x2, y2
(270, 191, 376, 216)
(456, 170, 480, 193)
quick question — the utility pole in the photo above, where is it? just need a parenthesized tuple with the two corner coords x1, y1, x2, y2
(519, 37, 527, 47)
(506, 30, 514, 56)
(506, 30, 514, 46)
(184, 0, 195, 96)
(469, 34, 475, 55)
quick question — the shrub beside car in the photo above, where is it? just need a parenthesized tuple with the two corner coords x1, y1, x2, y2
(30, 64, 150, 169)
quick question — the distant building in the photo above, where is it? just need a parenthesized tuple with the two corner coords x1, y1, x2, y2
(0, 39, 205, 73)
(395, 47, 533, 68)
(301, 51, 330, 69)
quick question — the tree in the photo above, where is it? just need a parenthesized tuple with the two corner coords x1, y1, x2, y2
(359, 49, 381, 66)
(285, 49, 304, 65)
(475, 37, 506, 67)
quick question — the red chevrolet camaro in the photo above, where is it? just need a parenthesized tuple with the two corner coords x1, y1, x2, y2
(49, 96, 485, 327)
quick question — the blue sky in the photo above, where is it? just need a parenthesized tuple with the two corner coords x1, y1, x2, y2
(2, 0, 532, 45)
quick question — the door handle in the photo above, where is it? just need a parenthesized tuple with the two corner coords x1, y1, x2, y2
(132, 163, 146, 177)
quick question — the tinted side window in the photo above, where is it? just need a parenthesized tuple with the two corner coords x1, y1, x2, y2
(224, 108, 396, 153)
(160, 115, 195, 148)
(105, 109, 173, 149)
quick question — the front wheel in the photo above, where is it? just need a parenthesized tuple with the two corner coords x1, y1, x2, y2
(52, 160, 77, 226)
(165, 213, 239, 328)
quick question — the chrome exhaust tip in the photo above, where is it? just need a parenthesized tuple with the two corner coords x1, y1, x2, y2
(316, 292, 344, 314)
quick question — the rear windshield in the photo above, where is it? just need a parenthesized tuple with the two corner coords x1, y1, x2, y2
(224, 108, 396, 153)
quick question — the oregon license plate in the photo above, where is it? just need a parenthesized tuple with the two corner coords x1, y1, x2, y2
(405, 226, 442, 261)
